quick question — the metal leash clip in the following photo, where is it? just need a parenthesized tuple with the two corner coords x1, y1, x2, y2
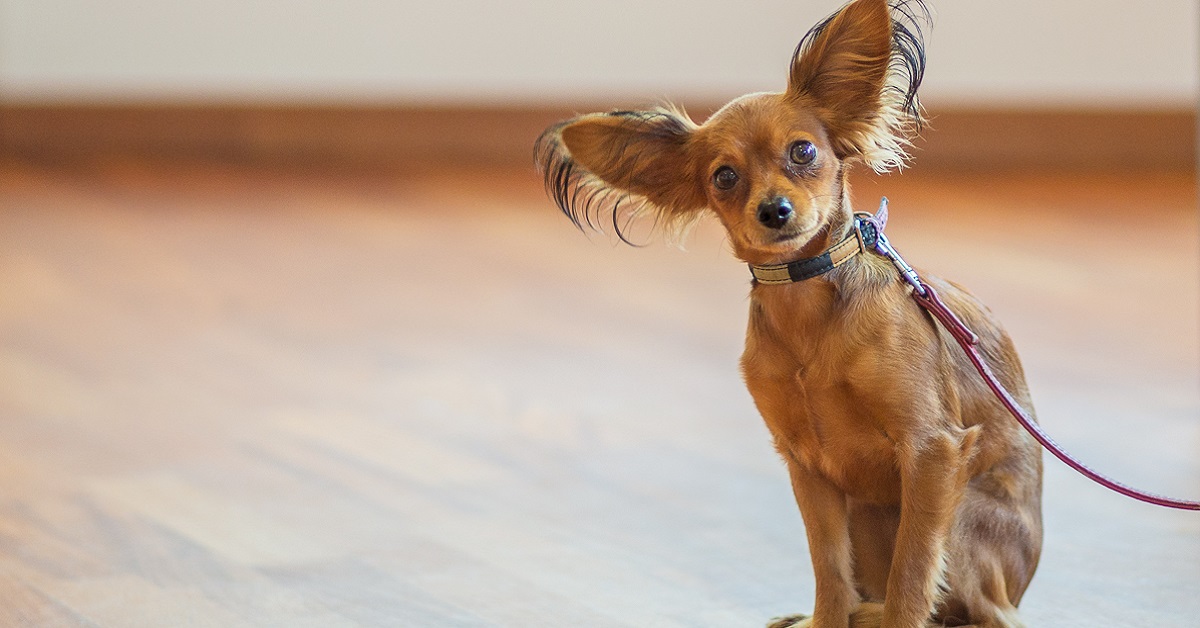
(855, 197, 927, 297)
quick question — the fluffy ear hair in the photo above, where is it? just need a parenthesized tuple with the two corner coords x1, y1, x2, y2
(535, 108, 705, 244)
(788, 0, 929, 171)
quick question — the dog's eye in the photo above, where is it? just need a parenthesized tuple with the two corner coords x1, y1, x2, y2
(713, 166, 739, 190)
(789, 140, 817, 166)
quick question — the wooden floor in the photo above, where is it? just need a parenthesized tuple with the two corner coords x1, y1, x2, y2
(0, 158, 1197, 627)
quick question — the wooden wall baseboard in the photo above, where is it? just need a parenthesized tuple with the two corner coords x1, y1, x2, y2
(0, 103, 1194, 172)
(916, 108, 1196, 173)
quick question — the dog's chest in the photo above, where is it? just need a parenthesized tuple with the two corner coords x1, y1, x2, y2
(763, 370, 902, 503)
(743, 291, 905, 502)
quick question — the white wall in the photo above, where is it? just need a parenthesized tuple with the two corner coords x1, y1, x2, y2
(0, 0, 1196, 108)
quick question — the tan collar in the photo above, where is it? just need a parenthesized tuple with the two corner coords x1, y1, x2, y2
(748, 223, 869, 285)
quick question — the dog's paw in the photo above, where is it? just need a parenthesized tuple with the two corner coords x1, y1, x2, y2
(766, 614, 811, 628)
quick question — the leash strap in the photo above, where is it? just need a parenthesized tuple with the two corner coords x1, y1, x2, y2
(865, 199, 1200, 511)
(915, 282, 1200, 510)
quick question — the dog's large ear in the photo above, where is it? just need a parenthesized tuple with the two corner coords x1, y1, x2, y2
(787, 0, 928, 171)
(535, 108, 705, 243)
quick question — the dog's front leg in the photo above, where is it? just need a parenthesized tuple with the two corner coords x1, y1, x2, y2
(787, 460, 858, 628)
(881, 427, 978, 628)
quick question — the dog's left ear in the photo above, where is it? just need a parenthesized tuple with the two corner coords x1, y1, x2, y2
(536, 109, 705, 240)
(787, 0, 927, 171)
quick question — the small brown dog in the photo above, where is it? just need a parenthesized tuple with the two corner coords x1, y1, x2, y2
(536, 1, 1043, 626)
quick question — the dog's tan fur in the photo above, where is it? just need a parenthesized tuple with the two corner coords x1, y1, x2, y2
(537, 1, 1043, 626)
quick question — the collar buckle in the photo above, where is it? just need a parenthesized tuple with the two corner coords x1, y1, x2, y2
(856, 198, 927, 296)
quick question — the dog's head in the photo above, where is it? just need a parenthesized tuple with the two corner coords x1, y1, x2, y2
(536, 0, 928, 265)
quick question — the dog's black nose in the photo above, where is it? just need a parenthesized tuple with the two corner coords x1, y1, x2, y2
(757, 197, 793, 229)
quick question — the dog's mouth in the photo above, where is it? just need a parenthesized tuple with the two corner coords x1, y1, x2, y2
(768, 220, 824, 249)
(772, 230, 806, 244)
(734, 222, 833, 267)
(732, 214, 830, 265)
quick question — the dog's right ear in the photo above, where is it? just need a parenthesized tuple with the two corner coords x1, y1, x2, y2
(787, 0, 928, 172)
(536, 108, 705, 241)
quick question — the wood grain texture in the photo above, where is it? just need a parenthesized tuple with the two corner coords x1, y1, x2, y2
(0, 104, 1195, 172)
(0, 159, 1197, 626)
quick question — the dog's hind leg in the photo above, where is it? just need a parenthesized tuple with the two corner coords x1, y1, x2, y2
(935, 478, 1040, 628)
(765, 614, 808, 628)
(766, 602, 944, 628)
(848, 602, 885, 627)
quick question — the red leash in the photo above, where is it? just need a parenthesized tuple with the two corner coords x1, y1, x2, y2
(862, 199, 1200, 511)
(913, 283, 1200, 510)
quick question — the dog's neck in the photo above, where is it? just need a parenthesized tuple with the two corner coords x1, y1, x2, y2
(746, 209, 865, 286)
(746, 199, 901, 345)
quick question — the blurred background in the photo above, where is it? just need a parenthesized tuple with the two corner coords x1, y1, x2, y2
(1, 0, 1196, 167)
(1, 0, 1194, 104)
(0, 1, 1197, 626)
